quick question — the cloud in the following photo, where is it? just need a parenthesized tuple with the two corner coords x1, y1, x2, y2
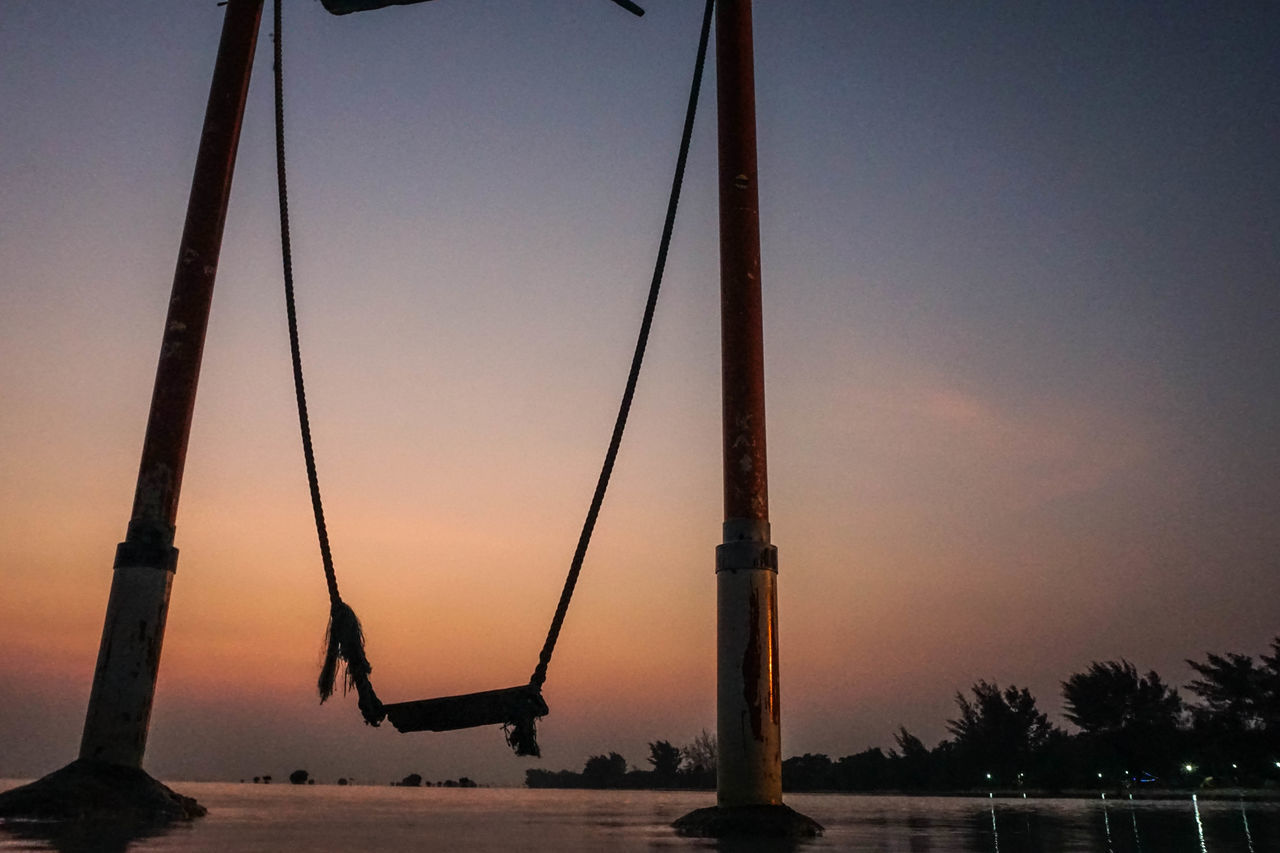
(887, 383, 1157, 513)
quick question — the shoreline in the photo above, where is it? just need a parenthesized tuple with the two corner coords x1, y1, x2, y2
(4, 778, 1277, 802)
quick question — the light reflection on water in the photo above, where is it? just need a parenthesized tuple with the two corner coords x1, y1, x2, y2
(1100, 793, 1112, 853)
(990, 793, 1001, 853)
(1193, 794, 1209, 853)
(0, 782, 1277, 852)
(1240, 798, 1255, 853)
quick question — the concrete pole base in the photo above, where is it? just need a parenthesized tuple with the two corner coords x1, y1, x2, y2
(0, 759, 204, 823)
(673, 803, 823, 838)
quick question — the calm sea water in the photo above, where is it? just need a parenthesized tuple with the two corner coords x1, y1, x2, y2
(1, 782, 1276, 852)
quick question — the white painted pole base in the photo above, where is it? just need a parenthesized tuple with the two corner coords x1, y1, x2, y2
(79, 564, 175, 767)
(716, 521, 781, 807)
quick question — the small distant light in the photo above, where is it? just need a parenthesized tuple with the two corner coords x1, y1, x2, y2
(1184, 763, 1194, 773)
(986, 773, 992, 780)
(1097, 772, 1103, 779)
(1232, 763, 1238, 769)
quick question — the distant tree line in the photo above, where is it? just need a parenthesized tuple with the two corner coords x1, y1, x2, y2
(528, 636, 1280, 792)
(525, 730, 718, 790)
(393, 773, 477, 788)
(241, 771, 477, 787)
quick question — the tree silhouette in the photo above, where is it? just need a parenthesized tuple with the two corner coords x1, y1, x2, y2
(889, 726, 932, 789)
(1186, 650, 1264, 732)
(647, 740, 681, 781)
(1186, 639, 1280, 777)
(1258, 637, 1280, 736)
(1063, 661, 1181, 733)
(1061, 660, 1183, 779)
(947, 681, 1056, 785)
(834, 748, 890, 791)
(680, 729, 717, 775)
(582, 752, 628, 788)
(781, 753, 834, 791)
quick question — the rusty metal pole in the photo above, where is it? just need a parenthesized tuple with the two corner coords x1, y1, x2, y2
(78, 0, 264, 767)
(677, 2, 820, 835)
(712, 0, 782, 809)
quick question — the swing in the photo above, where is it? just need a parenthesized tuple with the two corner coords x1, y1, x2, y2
(271, 0, 714, 756)
(320, 0, 648, 17)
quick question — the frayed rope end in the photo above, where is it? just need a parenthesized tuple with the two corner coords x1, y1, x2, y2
(504, 714, 542, 758)
(319, 599, 385, 726)
(502, 684, 548, 757)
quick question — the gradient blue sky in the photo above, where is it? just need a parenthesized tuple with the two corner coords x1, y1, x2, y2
(2, 1, 1278, 786)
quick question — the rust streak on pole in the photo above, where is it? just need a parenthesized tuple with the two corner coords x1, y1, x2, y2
(80, 0, 263, 768)
(717, 0, 768, 524)
(131, 0, 263, 536)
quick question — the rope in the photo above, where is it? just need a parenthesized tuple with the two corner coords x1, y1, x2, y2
(529, 0, 715, 690)
(272, 0, 713, 735)
(273, 0, 383, 726)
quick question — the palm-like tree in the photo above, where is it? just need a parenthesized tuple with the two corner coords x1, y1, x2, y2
(1186, 651, 1264, 732)
(947, 681, 1056, 785)
(1061, 660, 1183, 778)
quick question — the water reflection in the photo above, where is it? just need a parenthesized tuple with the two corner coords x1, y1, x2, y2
(4, 787, 1276, 852)
(904, 813, 933, 852)
(1193, 794, 1209, 853)
(899, 794, 1279, 853)
(1101, 794, 1114, 853)
(1240, 800, 1253, 853)
(1127, 794, 1143, 852)
(961, 800, 1070, 853)
(0, 816, 178, 853)
(989, 795, 1000, 853)
(703, 837, 808, 853)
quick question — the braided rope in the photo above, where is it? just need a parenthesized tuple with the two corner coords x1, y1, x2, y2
(274, 0, 383, 725)
(530, 0, 715, 689)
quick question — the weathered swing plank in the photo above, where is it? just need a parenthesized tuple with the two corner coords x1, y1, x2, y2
(383, 684, 547, 733)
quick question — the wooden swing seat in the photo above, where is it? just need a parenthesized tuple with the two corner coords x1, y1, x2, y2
(383, 684, 548, 733)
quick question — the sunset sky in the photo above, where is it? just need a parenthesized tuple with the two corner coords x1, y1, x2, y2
(2, 1, 1278, 787)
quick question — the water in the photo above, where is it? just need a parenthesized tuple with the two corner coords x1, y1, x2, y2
(1, 782, 1276, 852)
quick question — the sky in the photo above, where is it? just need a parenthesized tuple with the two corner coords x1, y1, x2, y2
(1, 0, 1278, 788)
